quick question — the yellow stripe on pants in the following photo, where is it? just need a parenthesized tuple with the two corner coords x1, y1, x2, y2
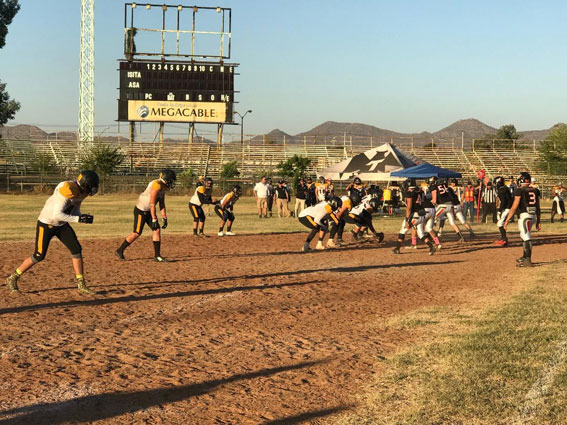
(37, 226, 44, 254)
(306, 216, 317, 227)
(136, 214, 143, 233)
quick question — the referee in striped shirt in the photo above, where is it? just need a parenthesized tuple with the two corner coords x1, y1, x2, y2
(481, 181, 498, 223)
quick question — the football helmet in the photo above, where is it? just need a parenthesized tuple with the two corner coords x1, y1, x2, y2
(77, 170, 99, 196)
(517, 172, 531, 185)
(328, 196, 342, 211)
(349, 190, 362, 207)
(160, 169, 177, 189)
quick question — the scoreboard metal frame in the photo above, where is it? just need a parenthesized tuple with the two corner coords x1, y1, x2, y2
(119, 3, 238, 127)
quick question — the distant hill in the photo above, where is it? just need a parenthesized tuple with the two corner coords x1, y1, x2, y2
(296, 121, 405, 139)
(0, 125, 48, 139)
(519, 123, 564, 140)
(432, 118, 497, 140)
(251, 129, 293, 144)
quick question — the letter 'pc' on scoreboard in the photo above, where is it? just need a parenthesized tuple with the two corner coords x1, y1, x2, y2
(118, 3, 238, 143)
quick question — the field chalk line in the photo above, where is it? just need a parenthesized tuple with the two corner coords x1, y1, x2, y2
(512, 336, 567, 424)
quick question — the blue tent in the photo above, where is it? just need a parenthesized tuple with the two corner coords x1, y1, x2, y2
(390, 162, 462, 178)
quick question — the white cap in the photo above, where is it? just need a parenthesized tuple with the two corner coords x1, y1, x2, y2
(531, 177, 536, 182)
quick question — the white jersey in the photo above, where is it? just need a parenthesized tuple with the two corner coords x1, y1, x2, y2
(135, 179, 166, 211)
(299, 201, 333, 226)
(220, 191, 238, 209)
(350, 195, 373, 216)
(190, 185, 212, 206)
(37, 181, 87, 226)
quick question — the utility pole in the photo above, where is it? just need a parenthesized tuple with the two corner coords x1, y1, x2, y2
(78, 0, 95, 148)
(233, 110, 252, 146)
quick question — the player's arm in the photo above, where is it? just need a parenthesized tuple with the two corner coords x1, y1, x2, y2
(335, 205, 348, 220)
(503, 196, 521, 228)
(405, 196, 413, 228)
(431, 189, 438, 206)
(158, 196, 168, 229)
(221, 193, 232, 209)
(536, 197, 541, 230)
(149, 188, 161, 230)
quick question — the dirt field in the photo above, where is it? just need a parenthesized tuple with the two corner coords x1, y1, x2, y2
(0, 231, 566, 424)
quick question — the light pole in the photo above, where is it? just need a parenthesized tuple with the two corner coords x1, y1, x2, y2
(234, 110, 252, 146)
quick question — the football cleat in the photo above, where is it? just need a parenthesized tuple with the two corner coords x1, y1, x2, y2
(315, 241, 325, 250)
(435, 244, 442, 250)
(6, 273, 20, 293)
(517, 258, 532, 267)
(302, 243, 312, 252)
(429, 245, 437, 256)
(337, 239, 346, 246)
(377, 232, 385, 242)
(327, 239, 337, 248)
(225, 231, 236, 236)
(77, 278, 96, 295)
(154, 256, 171, 262)
(392, 247, 400, 254)
(217, 231, 224, 237)
(115, 250, 126, 260)
(404, 245, 417, 250)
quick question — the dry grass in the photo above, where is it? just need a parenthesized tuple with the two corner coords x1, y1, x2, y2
(335, 260, 567, 425)
(0, 194, 564, 242)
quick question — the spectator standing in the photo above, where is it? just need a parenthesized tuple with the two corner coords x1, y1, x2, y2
(305, 177, 317, 207)
(295, 178, 307, 217)
(481, 181, 498, 223)
(325, 178, 335, 200)
(266, 178, 274, 217)
(463, 181, 475, 221)
(551, 190, 565, 223)
(283, 181, 292, 216)
(253, 176, 269, 218)
(274, 180, 290, 217)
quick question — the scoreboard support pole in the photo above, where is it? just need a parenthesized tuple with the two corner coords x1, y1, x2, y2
(129, 122, 135, 173)
(159, 122, 164, 150)
(217, 124, 223, 145)
(189, 123, 195, 145)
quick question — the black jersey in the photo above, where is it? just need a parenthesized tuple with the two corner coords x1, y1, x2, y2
(448, 187, 460, 206)
(497, 186, 513, 211)
(422, 190, 435, 208)
(432, 182, 453, 204)
(406, 189, 425, 214)
(514, 187, 540, 215)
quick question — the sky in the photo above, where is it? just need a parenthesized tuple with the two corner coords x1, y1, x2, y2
(1, 0, 567, 140)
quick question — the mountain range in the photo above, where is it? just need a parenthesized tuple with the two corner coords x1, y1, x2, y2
(0, 118, 561, 144)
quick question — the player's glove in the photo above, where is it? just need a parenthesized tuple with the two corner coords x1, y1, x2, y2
(162, 218, 168, 229)
(79, 214, 94, 224)
(151, 219, 160, 231)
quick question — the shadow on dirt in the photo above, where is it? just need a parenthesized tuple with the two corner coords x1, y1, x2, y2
(0, 360, 329, 425)
(264, 405, 351, 425)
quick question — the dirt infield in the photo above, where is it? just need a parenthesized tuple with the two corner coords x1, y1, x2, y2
(0, 232, 565, 424)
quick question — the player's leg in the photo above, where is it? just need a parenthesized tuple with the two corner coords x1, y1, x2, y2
(415, 217, 436, 255)
(517, 213, 534, 267)
(299, 216, 317, 251)
(327, 213, 340, 247)
(215, 205, 226, 235)
(225, 212, 236, 235)
(392, 218, 411, 253)
(197, 206, 207, 234)
(56, 223, 95, 294)
(116, 207, 146, 260)
(496, 208, 510, 245)
(424, 209, 441, 249)
(445, 206, 464, 242)
(189, 203, 200, 235)
(6, 221, 55, 292)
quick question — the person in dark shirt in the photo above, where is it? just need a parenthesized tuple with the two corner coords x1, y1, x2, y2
(295, 178, 307, 218)
(305, 177, 317, 207)
(430, 177, 465, 242)
(504, 172, 541, 267)
(266, 178, 274, 217)
(274, 180, 290, 217)
(495, 176, 513, 246)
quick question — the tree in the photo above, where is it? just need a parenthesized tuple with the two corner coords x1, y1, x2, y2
(480, 124, 521, 150)
(277, 154, 311, 190)
(220, 161, 240, 179)
(80, 143, 125, 192)
(0, 0, 20, 129)
(538, 124, 567, 175)
(30, 152, 57, 180)
(0, 0, 20, 49)
(495, 124, 521, 141)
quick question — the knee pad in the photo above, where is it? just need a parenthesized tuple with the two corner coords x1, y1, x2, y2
(31, 253, 44, 263)
(72, 253, 83, 259)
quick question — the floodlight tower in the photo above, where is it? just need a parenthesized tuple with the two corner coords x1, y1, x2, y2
(78, 0, 95, 145)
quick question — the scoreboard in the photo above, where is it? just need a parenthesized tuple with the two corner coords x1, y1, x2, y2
(118, 60, 237, 124)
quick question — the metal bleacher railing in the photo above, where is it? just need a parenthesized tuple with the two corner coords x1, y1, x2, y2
(0, 136, 566, 194)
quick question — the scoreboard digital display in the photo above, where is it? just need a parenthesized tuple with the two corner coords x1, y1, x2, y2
(118, 60, 237, 124)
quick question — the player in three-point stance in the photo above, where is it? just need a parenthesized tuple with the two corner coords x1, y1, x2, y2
(504, 172, 541, 267)
(215, 185, 242, 236)
(298, 196, 342, 251)
(5, 171, 100, 295)
(392, 179, 436, 255)
(430, 177, 465, 243)
(116, 169, 176, 262)
(494, 176, 513, 246)
(327, 191, 362, 247)
(189, 177, 217, 236)
(345, 196, 384, 242)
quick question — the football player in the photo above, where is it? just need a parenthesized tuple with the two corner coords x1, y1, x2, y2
(504, 172, 541, 267)
(495, 176, 513, 246)
(298, 196, 342, 251)
(314, 176, 328, 203)
(5, 171, 99, 294)
(430, 177, 465, 242)
(327, 191, 362, 247)
(215, 185, 242, 236)
(116, 169, 176, 262)
(392, 179, 436, 255)
(346, 196, 384, 242)
(448, 179, 475, 238)
(189, 177, 217, 236)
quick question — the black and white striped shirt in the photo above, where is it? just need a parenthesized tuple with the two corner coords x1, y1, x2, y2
(482, 186, 497, 204)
